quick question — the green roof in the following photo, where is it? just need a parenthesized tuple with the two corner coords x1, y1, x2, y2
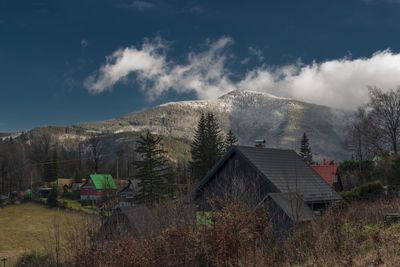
(89, 174, 117, 190)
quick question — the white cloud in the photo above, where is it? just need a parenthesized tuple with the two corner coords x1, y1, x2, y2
(240, 57, 250, 65)
(85, 37, 400, 110)
(239, 50, 400, 109)
(248, 46, 264, 61)
(84, 37, 235, 100)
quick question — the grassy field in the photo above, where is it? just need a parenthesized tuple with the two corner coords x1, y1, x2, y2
(58, 197, 97, 214)
(0, 202, 89, 264)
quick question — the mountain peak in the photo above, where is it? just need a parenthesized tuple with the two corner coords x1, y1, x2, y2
(218, 89, 289, 100)
(70, 87, 352, 160)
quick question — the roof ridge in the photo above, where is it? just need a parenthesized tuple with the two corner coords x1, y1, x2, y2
(235, 145, 294, 151)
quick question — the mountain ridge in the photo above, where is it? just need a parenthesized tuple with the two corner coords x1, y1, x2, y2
(72, 89, 353, 160)
(2, 90, 354, 161)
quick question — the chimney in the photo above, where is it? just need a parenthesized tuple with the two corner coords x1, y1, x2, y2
(254, 139, 266, 148)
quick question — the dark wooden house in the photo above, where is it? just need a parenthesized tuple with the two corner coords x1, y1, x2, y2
(117, 180, 135, 206)
(0, 194, 8, 206)
(97, 205, 151, 240)
(188, 146, 342, 227)
(37, 188, 53, 198)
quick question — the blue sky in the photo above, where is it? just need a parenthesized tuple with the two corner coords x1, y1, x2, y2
(2, 0, 400, 132)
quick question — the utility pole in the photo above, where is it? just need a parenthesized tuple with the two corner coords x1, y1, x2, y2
(116, 159, 119, 180)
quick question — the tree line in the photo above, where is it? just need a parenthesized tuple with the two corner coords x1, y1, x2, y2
(350, 86, 400, 160)
(134, 112, 238, 205)
(0, 133, 136, 194)
(0, 112, 238, 206)
(190, 113, 237, 181)
(339, 86, 400, 188)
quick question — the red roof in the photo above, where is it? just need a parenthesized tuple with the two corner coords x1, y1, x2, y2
(311, 165, 339, 187)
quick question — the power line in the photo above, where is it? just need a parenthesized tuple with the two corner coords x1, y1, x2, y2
(2, 151, 116, 177)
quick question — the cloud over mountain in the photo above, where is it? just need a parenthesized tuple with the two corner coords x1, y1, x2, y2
(84, 37, 235, 100)
(85, 37, 400, 109)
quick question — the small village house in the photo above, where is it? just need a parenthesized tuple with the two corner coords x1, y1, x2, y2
(80, 174, 117, 200)
(311, 160, 343, 191)
(0, 194, 8, 207)
(187, 146, 342, 231)
(71, 182, 84, 193)
(97, 205, 150, 239)
(51, 178, 73, 192)
(117, 179, 136, 206)
(37, 188, 53, 198)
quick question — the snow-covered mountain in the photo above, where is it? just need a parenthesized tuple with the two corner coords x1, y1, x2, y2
(74, 90, 354, 160)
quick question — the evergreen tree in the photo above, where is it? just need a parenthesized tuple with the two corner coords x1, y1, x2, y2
(190, 112, 224, 181)
(390, 157, 400, 185)
(176, 160, 190, 196)
(47, 186, 58, 207)
(165, 166, 177, 198)
(135, 130, 169, 205)
(19, 131, 29, 143)
(44, 149, 58, 183)
(224, 129, 238, 152)
(300, 133, 313, 165)
(205, 112, 224, 168)
(73, 161, 82, 183)
(190, 113, 208, 180)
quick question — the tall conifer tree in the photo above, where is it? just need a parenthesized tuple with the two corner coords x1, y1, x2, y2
(190, 113, 207, 180)
(135, 130, 169, 205)
(224, 129, 238, 152)
(190, 112, 224, 181)
(205, 112, 224, 168)
(45, 149, 58, 183)
(300, 132, 313, 165)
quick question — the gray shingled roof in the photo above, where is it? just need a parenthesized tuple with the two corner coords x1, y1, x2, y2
(264, 192, 314, 222)
(235, 146, 342, 202)
(190, 146, 342, 204)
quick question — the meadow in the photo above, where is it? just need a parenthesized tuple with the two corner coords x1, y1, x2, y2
(0, 203, 88, 265)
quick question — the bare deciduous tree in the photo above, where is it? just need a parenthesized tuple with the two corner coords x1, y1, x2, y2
(350, 107, 382, 160)
(367, 86, 400, 154)
(350, 86, 400, 158)
(88, 133, 103, 173)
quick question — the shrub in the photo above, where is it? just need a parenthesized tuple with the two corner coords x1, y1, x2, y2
(57, 200, 68, 209)
(358, 182, 384, 200)
(49, 196, 400, 266)
(339, 160, 374, 174)
(80, 199, 95, 206)
(341, 189, 360, 203)
(16, 251, 51, 267)
(20, 192, 32, 202)
(61, 191, 79, 199)
(339, 160, 375, 189)
(47, 188, 58, 207)
(71, 199, 276, 266)
(340, 182, 384, 203)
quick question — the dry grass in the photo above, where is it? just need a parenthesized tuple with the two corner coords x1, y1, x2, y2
(6, 198, 400, 266)
(0, 202, 88, 264)
(71, 200, 274, 267)
(65, 198, 400, 267)
(286, 199, 400, 266)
